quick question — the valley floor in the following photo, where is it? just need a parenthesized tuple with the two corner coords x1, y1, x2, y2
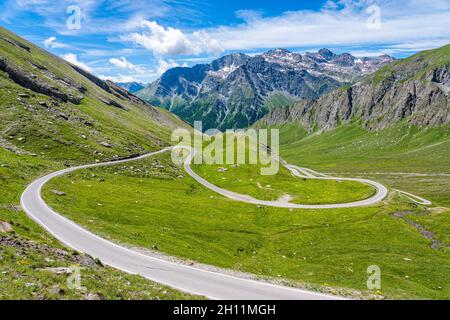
(41, 142, 450, 299)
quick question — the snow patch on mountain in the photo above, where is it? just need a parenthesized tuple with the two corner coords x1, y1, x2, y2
(208, 64, 239, 79)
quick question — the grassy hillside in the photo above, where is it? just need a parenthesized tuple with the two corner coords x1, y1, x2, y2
(0, 27, 188, 163)
(263, 92, 298, 111)
(0, 26, 197, 299)
(371, 44, 450, 85)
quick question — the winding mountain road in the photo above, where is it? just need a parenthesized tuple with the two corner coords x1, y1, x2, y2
(20, 145, 415, 300)
(183, 148, 388, 209)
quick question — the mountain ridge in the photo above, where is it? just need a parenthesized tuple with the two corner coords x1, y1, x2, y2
(256, 44, 450, 132)
(136, 48, 394, 130)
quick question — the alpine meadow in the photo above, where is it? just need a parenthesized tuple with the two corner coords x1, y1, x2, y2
(1, 0, 450, 309)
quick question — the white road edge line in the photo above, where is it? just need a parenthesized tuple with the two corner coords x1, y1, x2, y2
(395, 189, 432, 205)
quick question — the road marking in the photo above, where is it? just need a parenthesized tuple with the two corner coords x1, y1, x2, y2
(395, 189, 432, 205)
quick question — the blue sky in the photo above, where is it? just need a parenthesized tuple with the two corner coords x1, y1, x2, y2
(1, 0, 450, 84)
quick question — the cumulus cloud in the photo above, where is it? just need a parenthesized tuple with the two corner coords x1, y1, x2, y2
(109, 57, 146, 73)
(156, 58, 188, 75)
(62, 53, 92, 73)
(44, 36, 67, 49)
(235, 9, 264, 23)
(121, 20, 223, 56)
(99, 74, 138, 83)
(44, 36, 56, 48)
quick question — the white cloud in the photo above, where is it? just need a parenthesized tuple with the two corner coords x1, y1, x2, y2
(99, 74, 138, 83)
(62, 53, 92, 73)
(117, 1, 450, 60)
(44, 36, 67, 49)
(82, 48, 139, 57)
(200, 0, 450, 52)
(156, 58, 188, 75)
(122, 20, 223, 56)
(109, 57, 146, 73)
(44, 36, 56, 48)
(235, 9, 264, 23)
(350, 39, 450, 57)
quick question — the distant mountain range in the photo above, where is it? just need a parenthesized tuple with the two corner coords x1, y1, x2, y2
(136, 48, 394, 130)
(256, 44, 450, 131)
(116, 81, 145, 93)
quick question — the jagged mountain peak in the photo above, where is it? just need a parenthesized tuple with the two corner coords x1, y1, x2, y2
(264, 48, 293, 55)
(136, 46, 395, 130)
(318, 48, 336, 61)
(262, 48, 302, 64)
(209, 52, 251, 74)
(333, 52, 356, 67)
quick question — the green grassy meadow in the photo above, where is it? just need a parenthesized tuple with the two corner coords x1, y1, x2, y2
(43, 151, 450, 299)
(192, 161, 376, 205)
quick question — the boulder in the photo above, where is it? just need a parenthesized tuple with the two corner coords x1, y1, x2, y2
(51, 190, 66, 196)
(0, 221, 13, 233)
(100, 141, 112, 148)
(41, 267, 73, 275)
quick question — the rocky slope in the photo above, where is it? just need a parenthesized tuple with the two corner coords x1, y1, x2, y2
(0, 26, 186, 162)
(136, 49, 394, 130)
(257, 45, 450, 132)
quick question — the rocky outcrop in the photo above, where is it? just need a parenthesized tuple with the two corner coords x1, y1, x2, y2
(0, 36, 31, 52)
(0, 57, 83, 104)
(0, 220, 13, 233)
(69, 64, 148, 108)
(105, 80, 149, 106)
(71, 64, 111, 93)
(100, 98, 126, 110)
(28, 60, 87, 94)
